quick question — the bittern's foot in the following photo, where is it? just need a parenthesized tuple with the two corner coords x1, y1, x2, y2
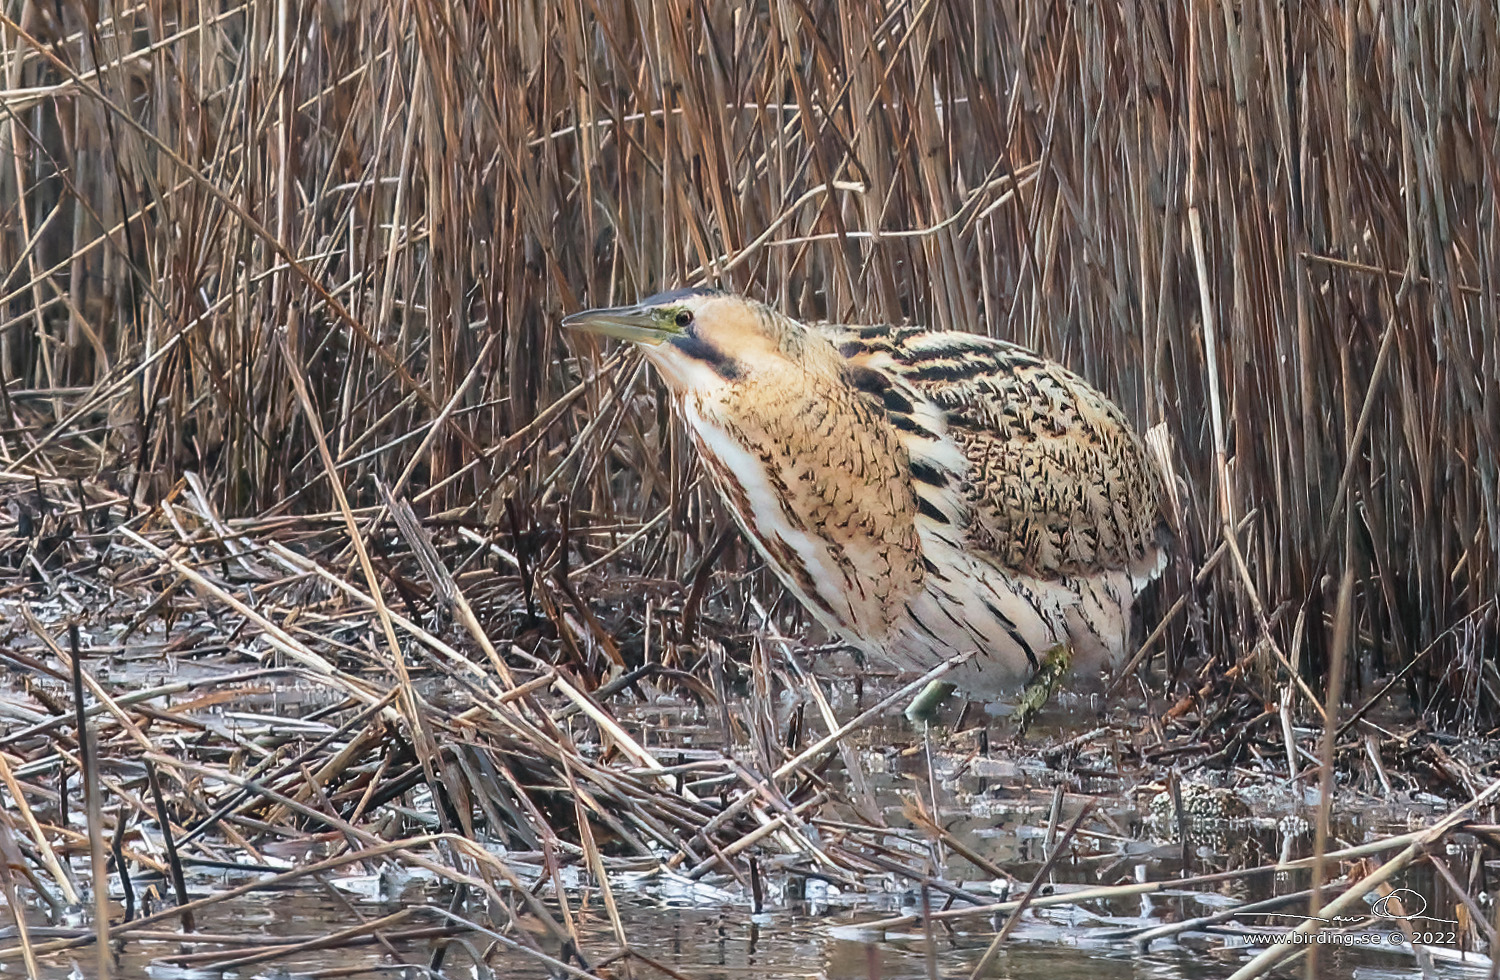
(904, 680, 958, 725)
(1013, 643, 1073, 735)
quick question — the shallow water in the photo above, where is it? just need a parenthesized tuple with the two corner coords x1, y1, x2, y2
(0, 646, 1481, 980)
(1, 737, 1476, 979)
(2, 850, 1467, 980)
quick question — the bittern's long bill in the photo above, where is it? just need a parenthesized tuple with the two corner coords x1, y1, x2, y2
(564, 289, 1167, 710)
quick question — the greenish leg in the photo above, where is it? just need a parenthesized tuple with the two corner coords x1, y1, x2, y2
(904, 680, 958, 725)
(1014, 643, 1073, 734)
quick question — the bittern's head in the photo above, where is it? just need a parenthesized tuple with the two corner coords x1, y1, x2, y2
(564, 288, 819, 396)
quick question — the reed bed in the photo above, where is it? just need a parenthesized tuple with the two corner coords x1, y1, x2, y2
(0, 0, 1494, 717)
(1, 479, 1497, 977)
(1, 0, 1499, 975)
(0, 470, 980, 974)
(1, 480, 1499, 977)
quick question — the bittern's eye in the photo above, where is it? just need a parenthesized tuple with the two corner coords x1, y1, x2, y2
(674, 309, 693, 328)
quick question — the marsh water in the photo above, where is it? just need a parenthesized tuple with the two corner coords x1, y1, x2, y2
(2, 805, 1461, 980)
(0, 653, 1479, 979)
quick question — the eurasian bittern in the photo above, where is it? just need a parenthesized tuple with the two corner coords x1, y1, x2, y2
(564, 289, 1166, 714)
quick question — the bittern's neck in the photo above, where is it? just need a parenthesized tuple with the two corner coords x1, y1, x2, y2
(674, 363, 927, 638)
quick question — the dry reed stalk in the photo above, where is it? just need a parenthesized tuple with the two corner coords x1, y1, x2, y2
(1303, 564, 1354, 977)
(64, 624, 110, 980)
(183, 907, 414, 972)
(150, 923, 463, 964)
(0, 811, 40, 979)
(0, 751, 77, 906)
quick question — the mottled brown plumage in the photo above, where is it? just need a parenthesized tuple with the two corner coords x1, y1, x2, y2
(826, 322, 1164, 585)
(564, 289, 1166, 697)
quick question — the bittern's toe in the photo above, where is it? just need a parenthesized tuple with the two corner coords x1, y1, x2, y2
(1013, 644, 1074, 735)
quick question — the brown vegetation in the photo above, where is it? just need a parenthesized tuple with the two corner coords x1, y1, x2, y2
(4, 1, 1495, 717)
(1, 0, 1498, 974)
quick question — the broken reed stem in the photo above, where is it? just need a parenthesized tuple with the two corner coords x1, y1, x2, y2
(1305, 566, 1354, 976)
(0, 751, 77, 906)
(190, 908, 414, 972)
(154, 925, 462, 964)
(68, 625, 110, 980)
(968, 801, 1096, 979)
(0, 814, 40, 979)
(571, 773, 628, 951)
(144, 760, 194, 932)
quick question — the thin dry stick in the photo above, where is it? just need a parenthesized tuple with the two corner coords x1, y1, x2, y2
(550, 672, 687, 791)
(154, 925, 461, 962)
(143, 759, 194, 932)
(1305, 566, 1354, 978)
(1122, 887, 1321, 947)
(969, 802, 1096, 978)
(1301, 250, 1492, 298)
(1491, 897, 1500, 980)
(0, 750, 78, 905)
(68, 626, 110, 980)
(0, 813, 40, 980)
(191, 908, 414, 971)
(570, 772, 628, 951)
(752, 596, 879, 819)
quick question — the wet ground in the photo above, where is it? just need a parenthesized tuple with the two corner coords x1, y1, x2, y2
(1, 666, 1483, 980)
(1, 814, 1471, 979)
